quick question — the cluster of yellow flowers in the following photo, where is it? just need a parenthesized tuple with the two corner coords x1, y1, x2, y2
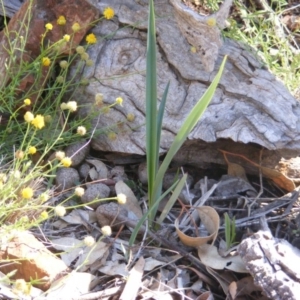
(55, 151, 72, 167)
(24, 110, 45, 130)
(60, 100, 77, 112)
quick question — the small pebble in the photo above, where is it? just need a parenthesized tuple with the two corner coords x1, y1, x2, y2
(56, 168, 80, 191)
(81, 183, 110, 209)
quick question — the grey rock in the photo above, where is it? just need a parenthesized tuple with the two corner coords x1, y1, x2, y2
(81, 183, 110, 209)
(78, 163, 91, 179)
(65, 141, 90, 167)
(56, 168, 80, 192)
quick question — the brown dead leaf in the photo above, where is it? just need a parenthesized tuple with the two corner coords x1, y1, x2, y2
(220, 150, 295, 192)
(198, 244, 248, 273)
(228, 276, 263, 299)
(197, 291, 214, 300)
(260, 165, 295, 191)
(175, 206, 219, 247)
(206, 267, 236, 295)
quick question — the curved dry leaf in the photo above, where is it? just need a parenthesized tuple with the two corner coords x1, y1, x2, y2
(86, 159, 108, 180)
(206, 266, 234, 295)
(221, 150, 295, 192)
(228, 276, 262, 299)
(260, 166, 295, 192)
(198, 244, 248, 273)
(175, 206, 219, 247)
(198, 291, 214, 300)
(115, 180, 143, 219)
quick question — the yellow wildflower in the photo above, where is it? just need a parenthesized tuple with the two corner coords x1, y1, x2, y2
(190, 46, 197, 53)
(21, 187, 34, 199)
(24, 111, 34, 123)
(61, 157, 72, 167)
(57, 15, 66, 25)
(31, 115, 45, 129)
(76, 46, 85, 54)
(11, 170, 21, 179)
(45, 23, 53, 30)
(40, 193, 50, 202)
(15, 150, 24, 159)
(101, 225, 112, 236)
(63, 34, 70, 42)
(206, 17, 216, 27)
(127, 113, 135, 122)
(42, 57, 51, 67)
(80, 52, 89, 61)
(86, 59, 94, 67)
(95, 93, 103, 104)
(0, 173, 7, 183)
(77, 126, 87, 136)
(24, 98, 31, 105)
(54, 205, 66, 217)
(107, 131, 117, 141)
(72, 22, 81, 32)
(66, 101, 77, 112)
(103, 7, 115, 20)
(55, 151, 65, 160)
(86, 33, 97, 45)
(84, 236, 95, 247)
(40, 211, 48, 219)
(115, 97, 123, 106)
(117, 193, 126, 204)
(75, 187, 85, 197)
(59, 60, 68, 69)
(28, 146, 37, 155)
(56, 76, 64, 83)
(60, 102, 68, 110)
(44, 115, 52, 123)
(80, 78, 89, 86)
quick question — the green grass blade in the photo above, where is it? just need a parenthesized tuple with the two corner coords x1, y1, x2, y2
(129, 179, 179, 247)
(156, 173, 187, 226)
(153, 56, 228, 215)
(157, 82, 170, 154)
(146, 0, 158, 217)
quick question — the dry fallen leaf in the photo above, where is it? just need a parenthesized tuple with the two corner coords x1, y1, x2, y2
(220, 150, 295, 192)
(47, 271, 94, 299)
(206, 266, 236, 295)
(260, 165, 295, 191)
(175, 206, 219, 247)
(228, 276, 264, 299)
(198, 290, 214, 300)
(198, 244, 248, 273)
(120, 256, 145, 300)
(86, 159, 108, 180)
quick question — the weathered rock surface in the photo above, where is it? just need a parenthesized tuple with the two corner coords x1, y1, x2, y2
(3, 0, 300, 180)
(67, 0, 300, 180)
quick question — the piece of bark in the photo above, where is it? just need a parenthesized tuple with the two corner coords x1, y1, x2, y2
(0, 230, 68, 291)
(0, 0, 99, 106)
(238, 219, 300, 300)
